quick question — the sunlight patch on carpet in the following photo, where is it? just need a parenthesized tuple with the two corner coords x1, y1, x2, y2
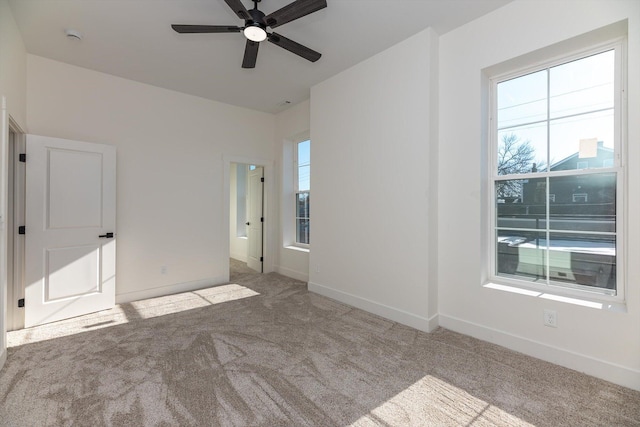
(8, 284, 259, 347)
(350, 375, 534, 426)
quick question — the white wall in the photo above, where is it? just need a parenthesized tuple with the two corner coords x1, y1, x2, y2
(0, 0, 27, 372)
(0, 0, 26, 129)
(309, 28, 439, 331)
(275, 100, 310, 282)
(26, 55, 276, 303)
(438, 0, 640, 390)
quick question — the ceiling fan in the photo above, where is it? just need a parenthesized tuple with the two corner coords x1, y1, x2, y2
(172, 0, 327, 69)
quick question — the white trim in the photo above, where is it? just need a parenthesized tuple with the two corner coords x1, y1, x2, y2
(115, 276, 228, 304)
(0, 96, 7, 372)
(439, 313, 640, 392)
(309, 281, 436, 332)
(275, 265, 308, 282)
(284, 245, 309, 253)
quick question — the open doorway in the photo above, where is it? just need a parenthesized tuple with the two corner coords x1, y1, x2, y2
(229, 162, 264, 273)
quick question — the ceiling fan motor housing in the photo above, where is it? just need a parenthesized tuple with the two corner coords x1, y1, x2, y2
(246, 8, 267, 32)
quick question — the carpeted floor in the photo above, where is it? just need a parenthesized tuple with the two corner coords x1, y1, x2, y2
(1, 259, 639, 426)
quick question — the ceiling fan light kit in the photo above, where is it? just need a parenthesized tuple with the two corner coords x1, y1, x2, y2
(244, 25, 267, 42)
(172, 0, 327, 68)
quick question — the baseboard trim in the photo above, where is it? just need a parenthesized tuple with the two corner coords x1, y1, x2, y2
(230, 253, 247, 263)
(276, 265, 309, 282)
(439, 313, 640, 391)
(116, 276, 228, 304)
(308, 281, 433, 332)
(427, 313, 439, 332)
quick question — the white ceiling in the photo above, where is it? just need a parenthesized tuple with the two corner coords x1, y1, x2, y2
(9, 0, 511, 113)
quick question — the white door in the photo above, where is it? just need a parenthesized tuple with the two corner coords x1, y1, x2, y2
(25, 135, 116, 327)
(246, 166, 263, 272)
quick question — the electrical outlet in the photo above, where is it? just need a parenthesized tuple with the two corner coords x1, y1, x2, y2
(160, 265, 167, 275)
(543, 309, 557, 328)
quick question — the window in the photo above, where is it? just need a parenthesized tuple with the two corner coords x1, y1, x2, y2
(491, 42, 623, 297)
(295, 140, 310, 245)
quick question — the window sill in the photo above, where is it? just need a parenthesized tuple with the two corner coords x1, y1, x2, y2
(483, 282, 627, 313)
(285, 245, 310, 253)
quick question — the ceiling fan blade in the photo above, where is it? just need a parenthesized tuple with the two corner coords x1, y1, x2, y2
(264, 0, 327, 28)
(268, 32, 321, 62)
(224, 0, 252, 20)
(242, 40, 260, 69)
(172, 24, 241, 33)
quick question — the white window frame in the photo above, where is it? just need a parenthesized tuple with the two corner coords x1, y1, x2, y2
(488, 38, 626, 303)
(294, 139, 310, 247)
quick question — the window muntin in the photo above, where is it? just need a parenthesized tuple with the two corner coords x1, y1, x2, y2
(491, 44, 622, 297)
(295, 140, 310, 245)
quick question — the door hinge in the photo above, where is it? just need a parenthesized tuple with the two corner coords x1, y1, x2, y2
(260, 217, 264, 222)
(260, 177, 264, 183)
(19, 153, 26, 163)
(18, 298, 25, 308)
(260, 256, 263, 262)
(18, 226, 25, 235)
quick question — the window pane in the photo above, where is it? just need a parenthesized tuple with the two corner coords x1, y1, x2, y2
(296, 192, 309, 244)
(548, 232, 615, 290)
(296, 192, 309, 218)
(497, 126, 547, 175)
(497, 230, 547, 280)
(296, 219, 310, 244)
(496, 177, 547, 229)
(550, 50, 614, 119)
(549, 173, 615, 232)
(498, 70, 547, 129)
(297, 140, 310, 191)
(549, 110, 614, 169)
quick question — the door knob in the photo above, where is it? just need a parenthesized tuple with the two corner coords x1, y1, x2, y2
(99, 232, 114, 238)
(246, 222, 250, 226)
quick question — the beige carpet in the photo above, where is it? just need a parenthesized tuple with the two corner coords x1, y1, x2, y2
(1, 259, 639, 426)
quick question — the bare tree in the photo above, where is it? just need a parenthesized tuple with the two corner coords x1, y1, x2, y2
(497, 133, 536, 175)
(496, 133, 539, 199)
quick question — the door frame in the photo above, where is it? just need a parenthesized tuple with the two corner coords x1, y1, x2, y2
(222, 155, 274, 278)
(6, 117, 25, 331)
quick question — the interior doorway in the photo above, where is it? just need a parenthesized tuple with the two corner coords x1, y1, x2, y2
(229, 162, 264, 273)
